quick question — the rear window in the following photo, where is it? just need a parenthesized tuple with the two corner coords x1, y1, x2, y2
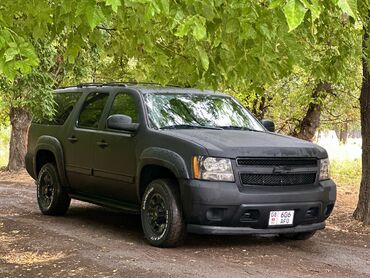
(34, 92, 82, 125)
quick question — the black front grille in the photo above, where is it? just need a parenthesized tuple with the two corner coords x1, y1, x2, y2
(237, 158, 317, 167)
(240, 173, 316, 186)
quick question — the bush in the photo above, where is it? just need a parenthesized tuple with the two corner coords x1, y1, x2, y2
(330, 159, 362, 187)
(0, 127, 10, 167)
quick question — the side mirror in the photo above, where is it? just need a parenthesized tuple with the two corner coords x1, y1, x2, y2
(261, 119, 275, 132)
(107, 114, 139, 132)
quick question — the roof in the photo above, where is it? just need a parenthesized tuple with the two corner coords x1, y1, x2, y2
(55, 82, 226, 96)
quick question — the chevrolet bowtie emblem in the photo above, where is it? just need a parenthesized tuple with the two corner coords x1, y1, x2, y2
(272, 166, 293, 174)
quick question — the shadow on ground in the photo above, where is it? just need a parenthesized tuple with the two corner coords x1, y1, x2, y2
(64, 203, 282, 249)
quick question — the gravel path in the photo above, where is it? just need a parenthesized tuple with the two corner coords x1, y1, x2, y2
(0, 175, 369, 277)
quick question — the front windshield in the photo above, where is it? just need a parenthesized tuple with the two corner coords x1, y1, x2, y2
(144, 93, 265, 131)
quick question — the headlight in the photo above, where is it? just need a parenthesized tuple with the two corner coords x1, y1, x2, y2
(319, 158, 330, 180)
(193, 156, 235, 182)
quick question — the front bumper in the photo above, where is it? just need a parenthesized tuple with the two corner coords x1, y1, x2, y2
(180, 179, 336, 235)
(188, 222, 325, 235)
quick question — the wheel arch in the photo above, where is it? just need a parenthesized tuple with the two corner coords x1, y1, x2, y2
(34, 136, 69, 187)
(137, 147, 190, 201)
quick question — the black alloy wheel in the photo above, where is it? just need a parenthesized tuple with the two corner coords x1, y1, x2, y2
(37, 163, 71, 216)
(141, 179, 186, 247)
(38, 170, 55, 210)
(146, 193, 168, 237)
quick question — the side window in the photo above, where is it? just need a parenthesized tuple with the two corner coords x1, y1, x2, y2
(54, 92, 82, 125)
(109, 93, 139, 123)
(78, 92, 109, 129)
(33, 92, 82, 125)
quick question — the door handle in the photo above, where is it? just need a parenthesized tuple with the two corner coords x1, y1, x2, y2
(67, 136, 78, 143)
(96, 140, 109, 148)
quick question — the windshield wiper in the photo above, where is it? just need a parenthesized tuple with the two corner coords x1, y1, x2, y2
(160, 124, 223, 130)
(217, 126, 262, 132)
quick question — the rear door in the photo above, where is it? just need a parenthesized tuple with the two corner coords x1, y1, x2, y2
(92, 91, 141, 203)
(63, 91, 110, 194)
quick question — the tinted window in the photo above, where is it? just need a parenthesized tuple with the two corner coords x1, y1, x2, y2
(33, 92, 82, 125)
(78, 92, 109, 129)
(109, 93, 139, 123)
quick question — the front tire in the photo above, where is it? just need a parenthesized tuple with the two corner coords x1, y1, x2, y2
(141, 179, 186, 247)
(37, 163, 71, 216)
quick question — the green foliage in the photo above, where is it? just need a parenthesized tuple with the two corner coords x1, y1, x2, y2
(103, 1, 308, 92)
(270, 0, 359, 32)
(105, 0, 122, 12)
(0, 0, 364, 137)
(330, 158, 362, 187)
(0, 1, 362, 91)
(0, 0, 365, 177)
(0, 0, 118, 81)
(229, 2, 362, 133)
(259, 68, 361, 135)
(0, 0, 118, 122)
(336, 0, 358, 19)
(0, 127, 10, 167)
(0, 41, 56, 120)
(0, 29, 39, 80)
(283, 0, 308, 31)
(0, 93, 9, 126)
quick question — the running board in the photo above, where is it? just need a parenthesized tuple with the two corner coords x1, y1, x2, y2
(69, 193, 141, 214)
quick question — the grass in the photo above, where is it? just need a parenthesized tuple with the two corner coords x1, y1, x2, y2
(0, 127, 10, 167)
(330, 159, 362, 187)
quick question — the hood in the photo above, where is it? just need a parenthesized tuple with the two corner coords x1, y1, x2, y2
(161, 129, 327, 159)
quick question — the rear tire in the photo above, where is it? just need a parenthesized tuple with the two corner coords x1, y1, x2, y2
(141, 179, 186, 247)
(37, 163, 71, 216)
(280, 231, 317, 240)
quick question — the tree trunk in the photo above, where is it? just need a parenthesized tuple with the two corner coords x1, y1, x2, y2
(295, 82, 332, 142)
(339, 122, 349, 144)
(7, 107, 32, 171)
(251, 95, 271, 120)
(353, 27, 370, 224)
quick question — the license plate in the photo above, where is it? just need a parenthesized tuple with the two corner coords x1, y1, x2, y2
(268, 210, 294, 226)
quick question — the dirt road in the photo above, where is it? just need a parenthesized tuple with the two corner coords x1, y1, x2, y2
(0, 171, 369, 278)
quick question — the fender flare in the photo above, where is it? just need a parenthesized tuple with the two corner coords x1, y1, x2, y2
(34, 136, 70, 187)
(136, 147, 190, 199)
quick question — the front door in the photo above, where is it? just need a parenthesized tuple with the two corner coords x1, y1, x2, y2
(93, 92, 140, 203)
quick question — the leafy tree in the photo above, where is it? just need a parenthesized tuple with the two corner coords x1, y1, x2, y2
(103, 1, 305, 90)
(353, 0, 370, 224)
(271, 0, 370, 225)
(0, 41, 55, 170)
(251, 67, 361, 139)
(0, 0, 115, 170)
(257, 1, 361, 141)
(0, 0, 368, 225)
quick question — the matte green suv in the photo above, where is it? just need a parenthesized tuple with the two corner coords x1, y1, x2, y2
(26, 83, 336, 247)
